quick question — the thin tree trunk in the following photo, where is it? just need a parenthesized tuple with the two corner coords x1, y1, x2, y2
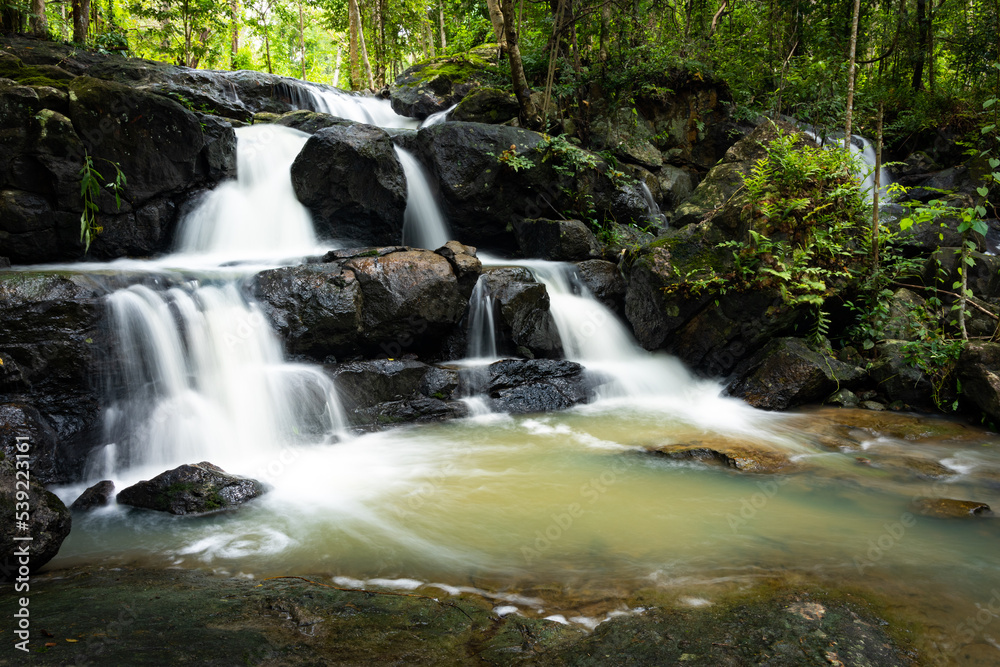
(348, 0, 362, 89)
(599, 0, 609, 62)
(912, 0, 928, 90)
(486, 0, 507, 51)
(844, 0, 861, 148)
(72, 0, 89, 43)
(500, 0, 540, 128)
(357, 3, 375, 90)
(30, 0, 47, 37)
(230, 0, 239, 67)
(438, 0, 446, 52)
(299, 0, 306, 78)
(264, 26, 272, 73)
(333, 44, 342, 88)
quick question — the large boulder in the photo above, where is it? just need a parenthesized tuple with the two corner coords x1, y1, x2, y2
(0, 402, 60, 484)
(473, 359, 593, 414)
(254, 247, 473, 360)
(450, 87, 518, 124)
(575, 259, 627, 316)
(70, 480, 116, 511)
(291, 124, 406, 246)
(0, 271, 106, 480)
(478, 268, 562, 358)
(389, 53, 496, 119)
(0, 452, 71, 578)
(411, 122, 648, 253)
(870, 341, 935, 409)
(957, 342, 1000, 423)
(329, 360, 466, 429)
(116, 461, 267, 515)
(725, 338, 867, 410)
(512, 218, 602, 261)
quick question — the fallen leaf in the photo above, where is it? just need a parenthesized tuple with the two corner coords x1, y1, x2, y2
(45, 642, 57, 648)
(66, 638, 79, 643)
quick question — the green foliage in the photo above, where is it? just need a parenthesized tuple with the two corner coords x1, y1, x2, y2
(79, 153, 127, 254)
(488, 144, 534, 173)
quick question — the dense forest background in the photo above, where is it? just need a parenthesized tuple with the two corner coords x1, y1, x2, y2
(1, 0, 998, 148)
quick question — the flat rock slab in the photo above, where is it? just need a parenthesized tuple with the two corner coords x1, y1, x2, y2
(646, 440, 794, 473)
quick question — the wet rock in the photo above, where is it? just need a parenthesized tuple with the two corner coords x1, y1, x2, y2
(389, 54, 493, 118)
(116, 461, 267, 515)
(0, 271, 105, 481)
(70, 480, 115, 510)
(646, 441, 793, 473)
(0, 453, 71, 578)
(957, 342, 1000, 424)
(870, 341, 935, 409)
(576, 260, 626, 316)
(450, 87, 518, 124)
(512, 218, 602, 261)
(480, 268, 562, 358)
(291, 124, 406, 246)
(434, 240, 482, 299)
(910, 497, 992, 519)
(826, 388, 859, 408)
(479, 359, 592, 414)
(726, 338, 867, 410)
(330, 359, 466, 428)
(273, 109, 355, 134)
(252, 263, 363, 359)
(0, 402, 61, 484)
(411, 122, 647, 253)
(657, 164, 695, 211)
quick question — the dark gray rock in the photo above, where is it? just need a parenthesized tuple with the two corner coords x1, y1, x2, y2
(434, 240, 482, 299)
(480, 268, 562, 358)
(870, 341, 935, 409)
(478, 359, 592, 414)
(274, 109, 356, 134)
(116, 461, 267, 515)
(726, 338, 867, 410)
(389, 55, 491, 118)
(958, 342, 1000, 424)
(0, 453, 71, 578)
(291, 124, 406, 246)
(512, 218, 602, 261)
(0, 403, 60, 484)
(70, 480, 115, 511)
(576, 259, 627, 316)
(450, 87, 518, 124)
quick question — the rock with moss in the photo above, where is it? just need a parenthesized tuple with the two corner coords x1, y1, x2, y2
(389, 53, 497, 119)
(910, 497, 992, 519)
(869, 341, 935, 409)
(0, 453, 71, 578)
(117, 461, 267, 515)
(725, 338, 867, 411)
(449, 86, 518, 124)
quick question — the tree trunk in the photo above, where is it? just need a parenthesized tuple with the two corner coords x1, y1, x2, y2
(912, 0, 927, 90)
(264, 26, 272, 73)
(230, 0, 239, 67)
(30, 0, 47, 37)
(486, 0, 507, 51)
(438, 0, 446, 52)
(872, 102, 883, 266)
(299, 0, 306, 79)
(357, 2, 375, 90)
(72, 0, 89, 43)
(348, 0, 362, 90)
(333, 44, 342, 88)
(500, 0, 540, 128)
(844, 0, 861, 148)
(599, 0, 609, 62)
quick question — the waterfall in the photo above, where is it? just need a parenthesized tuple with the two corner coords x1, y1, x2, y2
(96, 283, 347, 477)
(465, 276, 499, 360)
(306, 87, 420, 129)
(801, 129, 893, 202)
(483, 257, 722, 403)
(638, 182, 667, 225)
(420, 104, 457, 128)
(175, 125, 322, 261)
(394, 146, 452, 250)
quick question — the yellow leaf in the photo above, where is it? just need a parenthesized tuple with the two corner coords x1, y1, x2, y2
(66, 638, 79, 643)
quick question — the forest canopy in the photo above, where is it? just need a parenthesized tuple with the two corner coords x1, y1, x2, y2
(2, 0, 999, 145)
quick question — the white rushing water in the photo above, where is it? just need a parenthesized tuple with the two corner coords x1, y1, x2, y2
(801, 129, 893, 202)
(306, 87, 420, 129)
(394, 145, 452, 250)
(420, 103, 457, 128)
(464, 276, 499, 361)
(175, 125, 325, 263)
(95, 283, 347, 480)
(638, 182, 667, 226)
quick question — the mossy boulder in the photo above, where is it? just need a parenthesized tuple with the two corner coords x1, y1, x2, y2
(450, 86, 518, 124)
(389, 53, 498, 119)
(116, 461, 267, 515)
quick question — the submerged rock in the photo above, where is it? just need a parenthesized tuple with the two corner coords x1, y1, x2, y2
(116, 461, 267, 515)
(726, 338, 867, 410)
(478, 359, 592, 414)
(70, 479, 115, 510)
(646, 441, 793, 473)
(0, 453, 71, 577)
(910, 497, 992, 519)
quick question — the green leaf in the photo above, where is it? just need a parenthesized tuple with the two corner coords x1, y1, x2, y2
(899, 217, 914, 231)
(986, 98, 998, 109)
(978, 186, 990, 197)
(983, 124, 997, 135)
(990, 158, 1000, 169)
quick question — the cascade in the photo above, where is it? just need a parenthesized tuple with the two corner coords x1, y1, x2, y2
(306, 87, 420, 129)
(420, 104, 457, 128)
(394, 145, 452, 249)
(801, 129, 893, 202)
(464, 276, 499, 360)
(638, 182, 667, 225)
(175, 125, 323, 261)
